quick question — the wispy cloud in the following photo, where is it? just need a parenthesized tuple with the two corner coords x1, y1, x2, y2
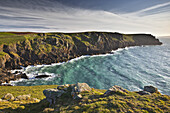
(130, 2, 170, 15)
(0, 0, 170, 36)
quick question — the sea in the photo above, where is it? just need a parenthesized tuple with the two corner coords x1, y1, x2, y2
(11, 38, 170, 95)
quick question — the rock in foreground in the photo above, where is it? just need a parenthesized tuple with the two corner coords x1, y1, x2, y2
(0, 83, 169, 113)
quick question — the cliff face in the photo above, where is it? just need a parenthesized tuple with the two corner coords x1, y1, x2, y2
(0, 32, 162, 70)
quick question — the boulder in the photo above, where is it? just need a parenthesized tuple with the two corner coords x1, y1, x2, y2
(74, 83, 91, 93)
(14, 94, 31, 101)
(43, 88, 65, 106)
(71, 83, 91, 99)
(144, 86, 159, 94)
(2, 93, 15, 101)
(35, 75, 51, 79)
(104, 85, 128, 96)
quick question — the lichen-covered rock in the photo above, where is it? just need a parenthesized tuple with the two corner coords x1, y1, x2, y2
(2, 93, 14, 101)
(104, 85, 128, 96)
(74, 83, 91, 93)
(14, 94, 31, 101)
(71, 83, 91, 99)
(43, 88, 65, 106)
(144, 86, 159, 94)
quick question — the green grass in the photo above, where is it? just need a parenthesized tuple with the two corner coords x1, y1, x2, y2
(123, 34, 135, 42)
(0, 33, 40, 45)
(0, 51, 8, 58)
(0, 85, 58, 100)
(0, 85, 169, 113)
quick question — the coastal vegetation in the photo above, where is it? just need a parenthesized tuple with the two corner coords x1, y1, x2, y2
(0, 84, 169, 113)
(0, 32, 165, 113)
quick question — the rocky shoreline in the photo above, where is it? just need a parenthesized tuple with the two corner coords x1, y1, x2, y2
(0, 32, 162, 85)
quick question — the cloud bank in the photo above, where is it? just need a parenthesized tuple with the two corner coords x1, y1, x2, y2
(0, 0, 169, 36)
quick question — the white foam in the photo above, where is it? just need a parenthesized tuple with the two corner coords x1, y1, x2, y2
(17, 46, 138, 73)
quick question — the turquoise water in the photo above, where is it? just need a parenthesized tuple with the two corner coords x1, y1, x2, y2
(13, 38, 170, 95)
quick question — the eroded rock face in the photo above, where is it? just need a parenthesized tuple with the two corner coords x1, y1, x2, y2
(0, 69, 21, 85)
(43, 88, 65, 106)
(0, 32, 162, 84)
(104, 85, 128, 96)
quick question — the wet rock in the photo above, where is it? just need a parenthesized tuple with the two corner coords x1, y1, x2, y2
(14, 94, 31, 101)
(21, 73, 28, 79)
(13, 71, 20, 74)
(0, 70, 21, 85)
(137, 91, 151, 95)
(0, 84, 13, 86)
(35, 75, 51, 79)
(104, 85, 128, 96)
(43, 88, 65, 106)
(144, 86, 159, 94)
(2, 93, 15, 101)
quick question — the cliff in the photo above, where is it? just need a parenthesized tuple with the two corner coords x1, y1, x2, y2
(0, 32, 162, 84)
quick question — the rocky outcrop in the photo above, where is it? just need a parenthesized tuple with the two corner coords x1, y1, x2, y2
(43, 88, 65, 106)
(71, 83, 91, 99)
(1, 93, 40, 102)
(43, 83, 162, 107)
(0, 32, 162, 84)
(104, 85, 129, 96)
(2, 93, 15, 101)
(137, 85, 160, 95)
(144, 86, 159, 93)
(43, 83, 92, 106)
(14, 94, 31, 101)
(0, 68, 21, 85)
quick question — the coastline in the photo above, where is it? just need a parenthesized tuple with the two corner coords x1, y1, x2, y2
(0, 32, 162, 85)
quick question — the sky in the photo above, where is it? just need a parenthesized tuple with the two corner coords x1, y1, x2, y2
(0, 0, 170, 36)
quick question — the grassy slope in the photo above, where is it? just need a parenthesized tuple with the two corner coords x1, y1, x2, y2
(0, 85, 58, 100)
(0, 85, 169, 113)
(0, 32, 40, 45)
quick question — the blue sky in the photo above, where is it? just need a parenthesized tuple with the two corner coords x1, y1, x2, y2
(0, 0, 170, 36)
